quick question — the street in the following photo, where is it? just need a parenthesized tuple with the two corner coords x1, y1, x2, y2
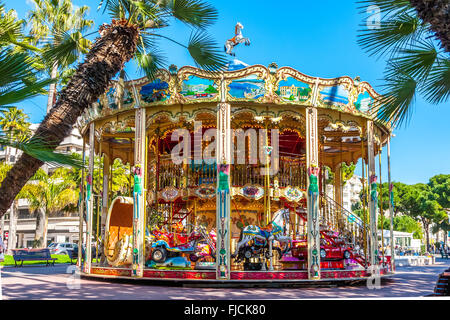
(1, 258, 449, 300)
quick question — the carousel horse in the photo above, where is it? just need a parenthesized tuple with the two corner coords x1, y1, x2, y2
(232, 208, 292, 259)
(224, 22, 250, 56)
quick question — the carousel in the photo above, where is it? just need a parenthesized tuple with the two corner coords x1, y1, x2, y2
(76, 24, 396, 283)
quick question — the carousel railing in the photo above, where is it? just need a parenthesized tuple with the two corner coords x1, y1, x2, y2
(277, 155, 307, 189)
(156, 154, 307, 190)
(321, 193, 369, 267)
(156, 155, 217, 190)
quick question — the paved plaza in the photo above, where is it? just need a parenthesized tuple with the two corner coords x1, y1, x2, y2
(0, 258, 449, 300)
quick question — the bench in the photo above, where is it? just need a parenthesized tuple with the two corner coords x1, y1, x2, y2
(440, 250, 449, 259)
(434, 271, 450, 296)
(67, 248, 86, 265)
(12, 248, 57, 267)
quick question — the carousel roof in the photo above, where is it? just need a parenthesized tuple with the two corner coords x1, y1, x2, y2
(80, 62, 392, 167)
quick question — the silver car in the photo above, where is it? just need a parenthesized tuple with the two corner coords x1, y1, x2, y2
(48, 242, 76, 255)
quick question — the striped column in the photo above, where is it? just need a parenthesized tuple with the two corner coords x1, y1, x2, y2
(132, 107, 146, 277)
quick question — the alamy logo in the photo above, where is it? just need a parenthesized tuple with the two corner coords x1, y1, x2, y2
(171, 121, 280, 175)
(366, 265, 381, 289)
(66, 265, 81, 289)
(366, 5, 381, 29)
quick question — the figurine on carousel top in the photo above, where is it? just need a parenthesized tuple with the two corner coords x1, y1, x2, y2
(224, 22, 251, 56)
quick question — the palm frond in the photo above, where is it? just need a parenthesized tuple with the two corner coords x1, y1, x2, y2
(391, 39, 438, 80)
(357, 12, 425, 58)
(422, 58, 450, 104)
(187, 31, 226, 72)
(0, 48, 54, 106)
(374, 62, 417, 126)
(135, 46, 167, 81)
(0, 134, 84, 168)
(100, 0, 130, 19)
(41, 29, 91, 68)
(357, 0, 412, 16)
(158, 0, 218, 29)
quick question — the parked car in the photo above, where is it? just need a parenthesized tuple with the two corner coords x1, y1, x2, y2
(48, 242, 77, 255)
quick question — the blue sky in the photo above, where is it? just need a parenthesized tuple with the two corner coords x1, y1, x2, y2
(4, 0, 450, 185)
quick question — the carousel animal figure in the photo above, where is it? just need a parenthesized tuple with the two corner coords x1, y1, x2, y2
(232, 208, 292, 269)
(224, 22, 251, 56)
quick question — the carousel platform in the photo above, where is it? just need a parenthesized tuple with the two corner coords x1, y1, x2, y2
(82, 266, 394, 287)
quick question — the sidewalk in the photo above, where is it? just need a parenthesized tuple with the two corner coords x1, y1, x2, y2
(1, 259, 449, 300)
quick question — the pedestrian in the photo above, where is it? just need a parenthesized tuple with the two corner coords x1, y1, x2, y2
(0, 230, 5, 262)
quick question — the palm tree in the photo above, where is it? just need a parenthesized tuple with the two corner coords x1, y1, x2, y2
(0, 107, 31, 163)
(0, 0, 226, 217)
(22, 168, 78, 247)
(28, 0, 93, 114)
(0, 161, 10, 244)
(408, 0, 449, 53)
(357, 0, 450, 126)
(0, 2, 83, 170)
(0, 107, 31, 251)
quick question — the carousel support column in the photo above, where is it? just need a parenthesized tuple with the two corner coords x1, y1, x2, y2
(101, 154, 110, 264)
(367, 120, 378, 267)
(387, 136, 395, 272)
(334, 163, 343, 231)
(216, 97, 232, 280)
(132, 107, 146, 277)
(77, 139, 86, 268)
(306, 106, 320, 280)
(378, 149, 385, 268)
(84, 123, 95, 274)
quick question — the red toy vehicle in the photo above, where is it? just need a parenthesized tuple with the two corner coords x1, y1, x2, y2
(291, 230, 353, 261)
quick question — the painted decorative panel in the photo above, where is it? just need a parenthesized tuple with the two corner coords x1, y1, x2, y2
(319, 84, 350, 108)
(231, 210, 258, 238)
(122, 88, 134, 107)
(228, 74, 265, 100)
(180, 75, 218, 100)
(276, 77, 312, 103)
(354, 91, 374, 113)
(106, 87, 118, 110)
(139, 79, 170, 103)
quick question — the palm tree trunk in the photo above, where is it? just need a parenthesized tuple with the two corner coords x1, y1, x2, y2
(0, 214, 4, 237)
(43, 213, 49, 247)
(422, 219, 430, 251)
(0, 21, 139, 217)
(7, 201, 17, 253)
(408, 0, 450, 52)
(34, 208, 45, 248)
(46, 61, 59, 114)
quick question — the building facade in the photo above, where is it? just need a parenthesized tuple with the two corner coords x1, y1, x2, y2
(0, 125, 84, 249)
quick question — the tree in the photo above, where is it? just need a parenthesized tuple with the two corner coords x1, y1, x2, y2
(358, 0, 450, 126)
(0, 0, 226, 217)
(408, 0, 449, 52)
(0, 107, 31, 163)
(427, 174, 450, 245)
(402, 183, 447, 249)
(394, 215, 423, 239)
(28, 0, 93, 114)
(428, 174, 450, 209)
(22, 167, 78, 247)
(376, 181, 410, 216)
(324, 162, 356, 185)
(0, 2, 83, 170)
(0, 107, 31, 252)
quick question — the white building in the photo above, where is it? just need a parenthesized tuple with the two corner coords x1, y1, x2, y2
(1, 125, 84, 248)
(342, 174, 363, 212)
(377, 229, 422, 253)
(0, 124, 83, 166)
